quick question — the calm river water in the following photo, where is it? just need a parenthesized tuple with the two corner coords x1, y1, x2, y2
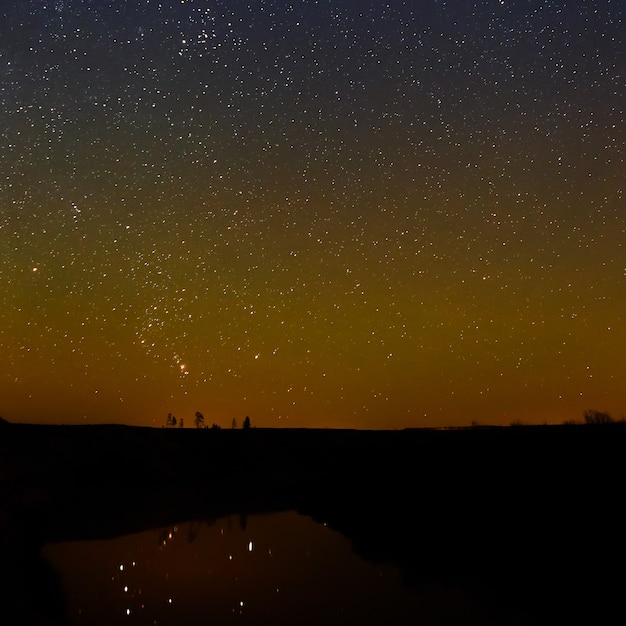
(42, 510, 485, 626)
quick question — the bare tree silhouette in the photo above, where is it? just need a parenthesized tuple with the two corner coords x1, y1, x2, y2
(583, 409, 614, 425)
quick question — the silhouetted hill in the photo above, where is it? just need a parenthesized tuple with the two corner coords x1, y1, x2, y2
(1, 422, 625, 624)
(2, 422, 625, 523)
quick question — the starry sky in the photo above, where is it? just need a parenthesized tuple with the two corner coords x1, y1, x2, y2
(1, 0, 624, 429)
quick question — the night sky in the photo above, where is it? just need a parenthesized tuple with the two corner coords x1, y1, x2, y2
(1, 0, 624, 429)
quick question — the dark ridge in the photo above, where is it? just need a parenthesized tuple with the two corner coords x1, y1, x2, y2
(1, 422, 625, 625)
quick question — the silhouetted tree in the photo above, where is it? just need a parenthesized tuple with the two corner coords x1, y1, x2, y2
(243, 415, 251, 429)
(194, 411, 205, 429)
(583, 409, 613, 425)
(179, 418, 184, 428)
(232, 418, 237, 429)
(211, 423, 221, 430)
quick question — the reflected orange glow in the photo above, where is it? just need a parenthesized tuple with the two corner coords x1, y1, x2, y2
(43, 512, 428, 625)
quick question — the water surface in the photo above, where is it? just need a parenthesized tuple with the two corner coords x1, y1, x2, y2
(44, 510, 474, 626)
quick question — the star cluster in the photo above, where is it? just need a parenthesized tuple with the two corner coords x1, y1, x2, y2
(1, 0, 624, 427)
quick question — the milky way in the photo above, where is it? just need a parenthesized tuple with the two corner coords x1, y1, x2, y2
(1, 0, 624, 428)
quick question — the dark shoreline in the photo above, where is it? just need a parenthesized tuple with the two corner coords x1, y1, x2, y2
(2, 421, 626, 625)
(2, 421, 625, 545)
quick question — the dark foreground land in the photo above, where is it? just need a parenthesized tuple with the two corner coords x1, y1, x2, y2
(1, 421, 625, 625)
